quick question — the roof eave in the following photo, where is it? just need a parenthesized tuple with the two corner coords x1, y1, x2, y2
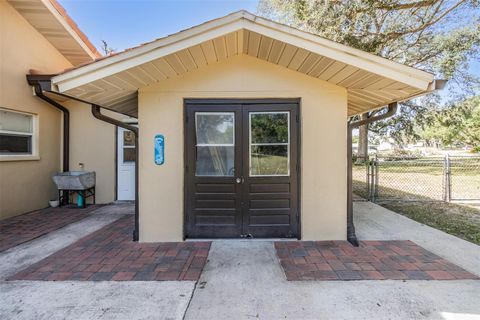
(51, 10, 434, 93)
(43, 0, 101, 60)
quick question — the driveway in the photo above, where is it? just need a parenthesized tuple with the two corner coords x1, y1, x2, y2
(1, 202, 479, 319)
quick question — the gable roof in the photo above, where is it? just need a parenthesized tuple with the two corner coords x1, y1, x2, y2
(49, 10, 439, 117)
(8, 0, 101, 65)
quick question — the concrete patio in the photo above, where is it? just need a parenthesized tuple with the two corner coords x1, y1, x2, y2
(0, 202, 479, 319)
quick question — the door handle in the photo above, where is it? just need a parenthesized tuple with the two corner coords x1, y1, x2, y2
(236, 177, 243, 184)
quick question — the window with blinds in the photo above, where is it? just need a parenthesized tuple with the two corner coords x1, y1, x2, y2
(0, 108, 35, 155)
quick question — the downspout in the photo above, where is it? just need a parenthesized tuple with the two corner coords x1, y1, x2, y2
(27, 78, 69, 172)
(26, 75, 140, 241)
(27, 76, 70, 206)
(91, 105, 140, 242)
(347, 102, 398, 246)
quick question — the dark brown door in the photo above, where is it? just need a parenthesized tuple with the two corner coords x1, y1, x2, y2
(185, 100, 299, 238)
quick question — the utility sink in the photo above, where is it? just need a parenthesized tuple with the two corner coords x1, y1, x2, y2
(53, 171, 95, 190)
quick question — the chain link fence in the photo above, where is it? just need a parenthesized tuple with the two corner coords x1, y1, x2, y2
(450, 156, 480, 201)
(353, 155, 480, 202)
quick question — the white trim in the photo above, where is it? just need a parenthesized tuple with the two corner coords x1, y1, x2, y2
(194, 112, 235, 146)
(0, 108, 39, 161)
(0, 155, 40, 162)
(51, 11, 434, 93)
(249, 111, 290, 177)
(194, 111, 235, 177)
(196, 144, 235, 147)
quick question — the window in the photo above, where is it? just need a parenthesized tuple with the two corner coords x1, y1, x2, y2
(195, 112, 235, 176)
(0, 108, 37, 158)
(122, 130, 136, 162)
(250, 112, 290, 176)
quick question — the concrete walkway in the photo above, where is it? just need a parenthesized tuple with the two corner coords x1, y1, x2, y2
(1, 202, 479, 319)
(185, 241, 479, 320)
(355, 201, 480, 276)
(184, 202, 480, 320)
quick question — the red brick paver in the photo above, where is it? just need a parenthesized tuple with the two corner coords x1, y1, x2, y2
(0, 205, 101, 252)
(10, 216, 210, 281)
(275, 241, 478, 281)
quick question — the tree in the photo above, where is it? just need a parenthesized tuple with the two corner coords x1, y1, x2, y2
(100, 40, 116, 56)
(257, 0, 480, 160)
(419, 96, 480, 148)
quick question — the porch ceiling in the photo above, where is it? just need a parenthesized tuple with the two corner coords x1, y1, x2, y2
(50, 11, 437, 117)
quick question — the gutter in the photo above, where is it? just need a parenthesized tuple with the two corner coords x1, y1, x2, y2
(346, 79, 446, 246)
(347, 102, 398, 246)
(26, 74, 140, 241)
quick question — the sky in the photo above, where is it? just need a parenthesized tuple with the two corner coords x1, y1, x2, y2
(60, 0, 259, 53)
(59, 0, 478, 95)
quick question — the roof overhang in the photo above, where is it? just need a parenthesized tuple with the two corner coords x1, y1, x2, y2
(49, 10, 440, 117)
(8, 0, 101, 65)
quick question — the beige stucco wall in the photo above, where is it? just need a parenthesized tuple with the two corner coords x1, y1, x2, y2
(64, 101, 119, 204)
(139, 54, 348, 242)
(0, 1, 72, 219)
(0, 1, 117, 219)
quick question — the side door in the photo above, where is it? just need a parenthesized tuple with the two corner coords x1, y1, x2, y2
(117, 127, 136, 201)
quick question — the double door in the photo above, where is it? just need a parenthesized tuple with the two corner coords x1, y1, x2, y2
(185, 100, 299, 238)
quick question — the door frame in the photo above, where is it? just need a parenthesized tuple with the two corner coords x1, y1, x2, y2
(115, 123, 138, 201)
(183, 98, 302, 239)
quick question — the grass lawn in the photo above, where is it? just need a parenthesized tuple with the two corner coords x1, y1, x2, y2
(352, 158, 480, 245)
(379, 201, 480, 245)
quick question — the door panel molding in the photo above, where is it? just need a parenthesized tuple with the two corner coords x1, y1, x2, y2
(184, 98, 301, 239)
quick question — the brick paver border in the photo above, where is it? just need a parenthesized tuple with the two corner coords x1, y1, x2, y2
(10, 216, 210, 281)
(0, 205, 101, 252)
(275, 241, 478, 281)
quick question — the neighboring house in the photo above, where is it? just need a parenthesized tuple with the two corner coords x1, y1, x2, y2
(1, 5, 442, 243)
(0, 0, 118, 219)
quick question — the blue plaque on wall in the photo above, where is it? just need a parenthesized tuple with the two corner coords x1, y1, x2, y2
(154, 134, 165, 165)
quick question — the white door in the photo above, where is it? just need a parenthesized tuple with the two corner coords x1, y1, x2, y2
(117, 127, 136, 200)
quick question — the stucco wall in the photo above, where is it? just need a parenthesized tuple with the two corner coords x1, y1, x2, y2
(0, 1, 117, 219)
(64, 101, 119, 205)
(0, 1, 72, 219)
(138, 55, 347, 242)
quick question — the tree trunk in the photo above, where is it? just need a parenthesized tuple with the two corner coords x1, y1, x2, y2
(356, 113, 369, 164)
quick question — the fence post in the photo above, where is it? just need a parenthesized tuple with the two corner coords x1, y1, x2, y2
(368, 156, 377, 202)
(444, 154, 451, 202)
(374, 154, 379, 201)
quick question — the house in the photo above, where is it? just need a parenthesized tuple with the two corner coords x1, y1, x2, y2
(1, 2, 442, 242)
(0, 0, 108, 219)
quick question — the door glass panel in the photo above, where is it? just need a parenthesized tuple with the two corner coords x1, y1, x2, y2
(122, 130, 136, 163)
(123, 148, 136, 162)
(123, 131, 135, 146)
(251, 113, 288, 143)
(251, 145, 288, 176)
(196, 113, 234, 145)
(195, 112, 235, 176)
(250, 112, 289, 176)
